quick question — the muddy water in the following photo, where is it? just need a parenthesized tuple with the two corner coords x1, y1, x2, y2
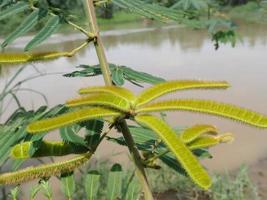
(1, 22, 267, 173)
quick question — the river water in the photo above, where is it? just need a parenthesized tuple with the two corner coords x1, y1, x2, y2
(1, 21, 267, 173)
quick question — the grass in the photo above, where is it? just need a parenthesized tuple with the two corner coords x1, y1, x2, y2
(147, 164, 260, 200)
(98, 11, 142, 26)
(70, 160, 260, 200)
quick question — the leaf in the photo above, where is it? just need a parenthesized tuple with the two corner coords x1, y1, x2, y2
(112, 0, 190, 22)
(136, 99, 267, 128)
(60, 124, 87, 147)
(180, 124, 218, 143)
(81, 119, 104, 136)
(27, 107, 121, 133)
(25, 15, 61, 51)
(2, 9, 40, 48)
(107, 164, 123, 200)
(82, 119, 104, 148)
(40, 180, 53, 199)
(112, 67, 125, 86)
(0, 2, 28, 21)
(64, 64, 165, 86)
(0, 121, 28, 165)
(66, 93, 131, 112)
(79, 86, 136, 103)
(135, 114, 212, 189)
(30, 184, 42, 200)
(0, 152, 92, 185)
(10, 186, 20, 200)
(135, 80, 230, 107)
(64, 65, 103, 77)
(60, 173, 76, 199)
(123, 176, 141, 200)
(189, 135, 221, 150)
(84, 170, 101, 200)
(0, 0, 13, 9)
(123, 66, 165, 85)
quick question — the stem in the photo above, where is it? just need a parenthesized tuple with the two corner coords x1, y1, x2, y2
(84, 1, 153, 199)
(119, 120, 154, 200)
(84, 0, 112, 86)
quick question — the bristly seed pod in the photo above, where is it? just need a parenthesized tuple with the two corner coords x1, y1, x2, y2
(0, 152, 92, 185)
(0, 51, 71, 64)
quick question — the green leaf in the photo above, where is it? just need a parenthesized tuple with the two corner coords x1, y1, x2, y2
(0, 0, 13, 9)
(0, 105, 66, 165)
(27, 107, 121, 133)
(0, 2, 28, 21)
(137, 99, 267, 128)
(123, 176, 141, 200)
(40, 180, 53, 199)
(135, 80, 230, 107)
(60, 173, 76, 199)
(30, 184, 42, 200)
(64, 64, 165, 86)
(60, 124, 87, 147)
(81, 119, 104, 136)
(25, 15, 61, 51)
(10, 186, 20, 200)
(135, 114, 211, 189)
(107, 164, 123, 200)
(2, 9, 41, 48)
(123, 66, 165, 85)
(112, 67, 125, 86)
(64, 65, 103, 77)
(84, 170, 101, 200)
(112, 0, 189, 22)
(81, 119, 103, 149)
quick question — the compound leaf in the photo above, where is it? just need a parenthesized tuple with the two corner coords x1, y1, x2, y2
(135, 114, 211, 189)
(180, 124, 218, 143)
(0, 2, 28, 21)
(60, 124, 86, 146)
(79, 86, 136, 103)
(25, 15, 61, 51)
(187, 133, 234, 150)
(27, 107, 121, 133)
(112, 68, 125, 86)
(66, 93, 131, 112)
(137, 99, 267, 128)
(2, 9, 40, 48)
(135, 80, 230, 107)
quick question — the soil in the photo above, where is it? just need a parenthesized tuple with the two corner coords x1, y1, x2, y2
(151, 158, 267, 200)
(249, 157, 267, 199)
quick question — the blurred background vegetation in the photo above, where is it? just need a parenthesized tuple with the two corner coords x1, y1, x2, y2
(0, 0, 267, 36)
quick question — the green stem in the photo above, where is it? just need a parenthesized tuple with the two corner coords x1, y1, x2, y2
(84, 0, 112, 86)
(84, 1, 154, 199)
